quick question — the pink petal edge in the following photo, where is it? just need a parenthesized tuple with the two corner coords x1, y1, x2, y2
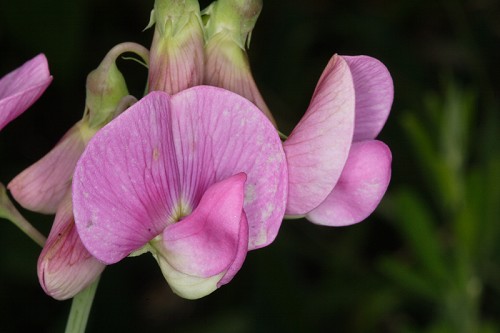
(342, 55, 393, 142)
(8, 121, 88, 214)
(0, 54, 52, 131)
(161, 173, 248, 279)
(306, 140, 392, 226)
(284, 54, 355, 216)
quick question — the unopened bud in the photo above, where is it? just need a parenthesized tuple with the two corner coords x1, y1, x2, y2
(147, 0, 204, 94)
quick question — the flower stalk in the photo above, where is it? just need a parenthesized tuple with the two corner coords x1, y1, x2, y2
(64, 277, 100, 333)
(0, 183, 46, 247)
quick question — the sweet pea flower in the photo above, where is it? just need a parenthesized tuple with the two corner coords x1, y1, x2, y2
(0, 54, 52, 131)
(283, 54, 393, 226)
(8, 43, 148, 300)
(197, 0, 392, 226)
(72, 86, 287, 299)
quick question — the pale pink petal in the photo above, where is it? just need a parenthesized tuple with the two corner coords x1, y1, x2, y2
(283, 55, 355, 216)
(38, 192, 105, 300)
(73, 93, 181, 264)
(73, 88, 287, 264)
(148, 14, 204, 94)
(204, 32, 276, 126)
(171, 86, 287, 249)
(8, 121, 89, 214)
(0, 54, 52, 131)
(161, 173, 248, 280)
(342, 55, 393, 141)
(306, 140, 392, 226)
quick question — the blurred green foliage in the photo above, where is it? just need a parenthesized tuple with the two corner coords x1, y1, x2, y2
(1, 0, 500, 332)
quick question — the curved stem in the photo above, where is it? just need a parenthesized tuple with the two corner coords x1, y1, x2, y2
(64, 277, 100, 333)
(0, 183, 46, 247)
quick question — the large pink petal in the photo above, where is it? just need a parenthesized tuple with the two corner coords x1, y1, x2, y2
(0, 54, 52, 131)
(170, 86, 287, 249)
(73, 88, 287, 264)
(283, 55, 355, 216)
(8, 121, 89, 214)
(342, 55, 393, 141)
(38, 192, 105, 300)
(306, 140, 392, 226)
(161, 173, 247, 280)
(73, 93, 181, 264)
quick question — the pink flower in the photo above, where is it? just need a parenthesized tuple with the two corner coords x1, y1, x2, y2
(72, 86, 287, 299)
(284, 54, 393, 226)
(8, 43, 144, 299)
(0, 54, 52, 131)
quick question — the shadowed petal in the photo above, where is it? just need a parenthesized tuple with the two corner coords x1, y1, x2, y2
(38, 192, 105, 300)
(283, 55, 355, 216)
(0, 54, 52, 131)
(342, 55, 393, 141)
(8, 121, 92, 214)
(73, 87, 287, 264)
(153, 173, 248, 299)
(306, 140, 392, 226)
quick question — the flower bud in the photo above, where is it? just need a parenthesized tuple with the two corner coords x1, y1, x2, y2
(203, 0, 276, 125)
(147, 0, 204, 94)
(85, 42, 148, 128)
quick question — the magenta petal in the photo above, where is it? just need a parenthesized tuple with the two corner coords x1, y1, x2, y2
(38, 192, 105, 300)
(218, 211, 248, 287)
(8, 121, 89, 214)
(170, 86, 287, 249)
(306, 140, 392, 226)
(283, 55, 355, 216)
(0, 54, 52, 131)
(162, 173, 248, 280)
(342, 55, 393, 141)
(73, 92, 181, 264)
(73, 88, 286, 264)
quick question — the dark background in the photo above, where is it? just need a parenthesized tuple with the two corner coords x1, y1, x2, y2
(1, 0, 499, 332)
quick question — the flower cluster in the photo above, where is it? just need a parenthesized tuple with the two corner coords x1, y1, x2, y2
(0, 0, 393, 302)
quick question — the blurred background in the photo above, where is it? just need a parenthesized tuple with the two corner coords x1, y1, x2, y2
(1, 0, 499, 332)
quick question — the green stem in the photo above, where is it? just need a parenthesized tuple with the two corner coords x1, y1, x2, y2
(65, 277, 100, 333)
(0, 183, 46, 247)
(278, 131, 288, 140)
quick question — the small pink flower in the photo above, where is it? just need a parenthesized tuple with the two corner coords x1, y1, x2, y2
(0, 54, 52, 131)
(72, 87, 287, 299)
(284, 54, 393, 226)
